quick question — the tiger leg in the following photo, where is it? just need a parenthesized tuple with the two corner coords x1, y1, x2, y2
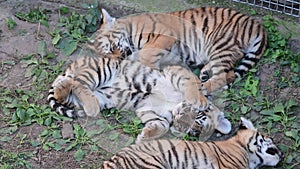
(135, 110, 170, 143)
(72, 81, 101, 117)
(200, 64, 236, 94)
(163, 65, 209, 110)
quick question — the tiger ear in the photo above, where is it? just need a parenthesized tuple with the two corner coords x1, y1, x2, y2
(240, 117, 255, 130)
(215, 116, 232, 134)
(101, 8, 115, 24)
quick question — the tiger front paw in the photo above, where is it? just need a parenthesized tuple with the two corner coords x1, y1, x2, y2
(136, 121, 168, 143)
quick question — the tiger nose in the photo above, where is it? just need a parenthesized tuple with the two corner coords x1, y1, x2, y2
(280, 151, 285, 160)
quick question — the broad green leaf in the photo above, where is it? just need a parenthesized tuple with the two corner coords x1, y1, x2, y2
(44, 117, 52, 126)
(285, 130, 299, 141)
(90, 144, 99, 151)
(59, 7, 69, 14)
(39, 129, 49, 137)
(59, 38, 77, 56)
(26, 108, 35, 117)
(47, 52, 55, 59)
(73, 123, 80, 130)
(16, 109, 26, 120)
(40, 19, 49, 28)
(270, 114, 282, 122)
(286, 99, 297, 110)
(273, 103, 284, 113)
(285, 155, 294, 163)
(74, 149, 87, 162)
(65, 142, 78, 152)
(52, 130, 62, 139)
(241, 106, 249, 114)
(52, 34, 61, 45)
(37, 118, 44, 125)
(42, 144, 50, 151)
(31, 141, 41, 147)
(81, 3, 90, 8)
(47, 142, 62, 151)
(37, 41, 47, 57)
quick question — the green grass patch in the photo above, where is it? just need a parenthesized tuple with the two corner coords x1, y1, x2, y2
(0, 149, 33, 169)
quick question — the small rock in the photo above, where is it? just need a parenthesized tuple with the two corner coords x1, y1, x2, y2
(61, 122, 74, 139)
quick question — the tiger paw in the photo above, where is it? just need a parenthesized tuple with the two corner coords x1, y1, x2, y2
(136, 121, 169, 143)
(136, 127, 156, 143)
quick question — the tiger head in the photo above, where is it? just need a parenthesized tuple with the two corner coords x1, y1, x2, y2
(238, 117, 284, 168)
(171, 102, 232, 141)
(88, 9, 131, 59)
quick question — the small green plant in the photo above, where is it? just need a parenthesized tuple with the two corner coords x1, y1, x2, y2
(5, 89, 71, 126)
(263, 15, 300, 87)
(20, 46, 64, 93)
(15, 7, 49, 28)
(5, 18, 17, 30)
(121, 118, 143, 138)
(50, 2, 101, 56)
(18, 29, 26, 36)
(64, 123, 100, 161)
(260, 100, 297, 132)
(0, 149, 33, 169)
(103, 109, 144, 138)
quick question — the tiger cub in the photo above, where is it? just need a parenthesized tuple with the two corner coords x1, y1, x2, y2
(101, 117, 284, 169)
(88, 7, 267, 94)
(47, 55, 231, 142)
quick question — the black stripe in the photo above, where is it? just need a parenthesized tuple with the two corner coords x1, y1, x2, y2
(137, 24, 145, 49)
(202, 17, 208, 33)
(169, 140, 180, 168)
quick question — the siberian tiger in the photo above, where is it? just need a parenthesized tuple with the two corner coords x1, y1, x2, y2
(88, 7, 267, 94)
(101, 117, 284, 169)
(47, 54, 231, 142)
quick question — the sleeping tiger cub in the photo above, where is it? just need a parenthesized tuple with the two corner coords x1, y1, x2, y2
(101, 117, 284, 169)
(47, 55, 231, 142)
(88, 7, 267, 94)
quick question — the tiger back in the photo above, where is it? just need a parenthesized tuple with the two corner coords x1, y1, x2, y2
(48, 54, 232, 142)
(88, 7, 267, 94)
(101, 117, 284, 169)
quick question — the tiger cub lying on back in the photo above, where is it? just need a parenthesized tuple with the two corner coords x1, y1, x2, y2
(48, 55, 231, 142)
(101, 117, 284, 169)
(88, 7, 267, 94)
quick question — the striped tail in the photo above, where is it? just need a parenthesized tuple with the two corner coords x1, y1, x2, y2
(234, 26, 267, 78)
(47, 87, 84, 118)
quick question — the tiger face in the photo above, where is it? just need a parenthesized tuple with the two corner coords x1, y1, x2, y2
(250, 134, 283, 167)
(89, 9, 131, 59)
(171, 102, 231, 140)
(240, 117, 284, 168)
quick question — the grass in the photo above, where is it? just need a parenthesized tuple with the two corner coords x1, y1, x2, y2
(0, 1, 299, 168)
(0, 149, 33, 169)
(5, 17, 17, 30)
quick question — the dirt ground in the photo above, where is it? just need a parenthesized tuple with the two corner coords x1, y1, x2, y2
(0, 0, 299, 169)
